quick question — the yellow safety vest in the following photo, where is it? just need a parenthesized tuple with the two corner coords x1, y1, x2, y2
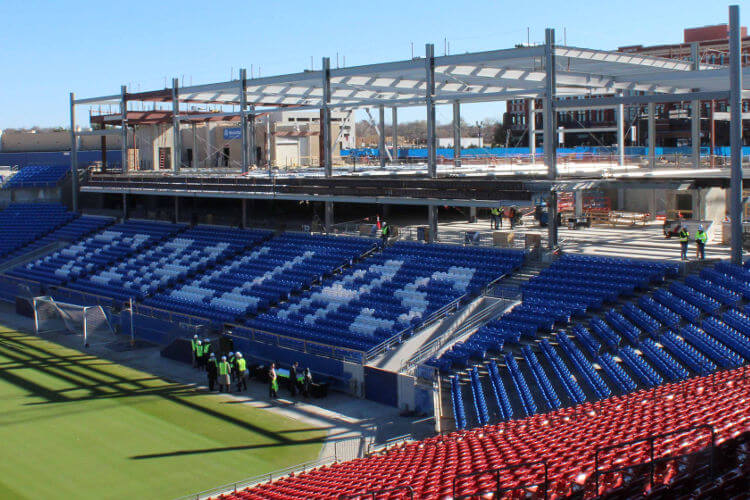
(696, 231, 707, 244)
(218, 361, 229, 376)
(237, 358, 247, 371)
(679, 230, 689, 243)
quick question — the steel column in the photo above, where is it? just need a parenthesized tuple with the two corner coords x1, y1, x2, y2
(426, 44, 437, 243)
(69, 92, 79, 212)
(241, 199, 247, 228)
(648, 101, 656, 169)
(453, 101, 461, 168)
(729, 5, 743, 265)
(120, 85, 128, 173)
(691, 43, 701, 169)
(391, 107, 398, 164)
(322, 57, 334, 230)
(174, 196, 179, 223)
(426, 43, 437, 179)
(378, 105, 386, 168)
(544, 28, 558, 249)
(191, 123, 197, 168)
(248, 106, 256, 166)
(616, 92, 625, 166)
(529, 98, 536, 164)
(240, 68, 249, 174)
(171, 78, 181, 173)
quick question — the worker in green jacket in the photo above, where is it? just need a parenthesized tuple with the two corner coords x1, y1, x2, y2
(218, 356, 231, 393)
(696, 225, 708, 260)
(190, 335, 203, 368)
(236, 352, 248, 392)
(202, 338, 212, 369)
(207, 353, 218, 391)
(679, 226, 689, 261)
(381, 222, 390, 245)
(195, 340, 203, 370)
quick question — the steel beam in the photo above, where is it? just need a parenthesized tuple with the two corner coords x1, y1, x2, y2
(691, 43, 702, 170)
(648, 101, 656, 169)
(555, 91, 729, 110)
(240, 68, 249, 174)
(391, 107, 398, 164)
(248, 107, 257, 166)
(120, 85, 128, 173)
(453, 101, 461, 168)
(69, 92, 79, 212)
(322, 57, 334, 230)
(528, 98, 536, 164)
(729, 5, 743, 265)
(426, 44, 437, 243)
(171, 78, 181, 173)
(379, 105, 386, 168)
(616, 92, 625, 166)
(544, 28, 558, 249)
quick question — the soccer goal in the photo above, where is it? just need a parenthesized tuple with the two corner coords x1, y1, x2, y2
(32, 296, 114, 348)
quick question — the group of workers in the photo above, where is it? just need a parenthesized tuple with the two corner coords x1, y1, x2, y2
(190, 335, 247, 393)
(490, 207, 517, 229)
(678, 224, 709, 261)
(190, 335, 314, 397)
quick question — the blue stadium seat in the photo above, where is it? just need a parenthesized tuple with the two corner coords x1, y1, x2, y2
(3, 165, 70, 189)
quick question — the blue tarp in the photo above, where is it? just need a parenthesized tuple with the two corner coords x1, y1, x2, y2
(341, 146, 750, 159)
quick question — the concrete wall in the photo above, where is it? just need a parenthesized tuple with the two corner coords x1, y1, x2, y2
(2, 130, 123, 152)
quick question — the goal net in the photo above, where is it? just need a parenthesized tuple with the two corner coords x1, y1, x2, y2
(33, 296, 115, 347)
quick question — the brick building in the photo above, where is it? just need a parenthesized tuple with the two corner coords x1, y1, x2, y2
(505, 24, 750, 148)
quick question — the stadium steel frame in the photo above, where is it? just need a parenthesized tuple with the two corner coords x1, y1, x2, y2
(71, 5, 748, 262)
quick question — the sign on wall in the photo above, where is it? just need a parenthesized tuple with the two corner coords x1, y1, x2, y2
(223, 128, 242, 140)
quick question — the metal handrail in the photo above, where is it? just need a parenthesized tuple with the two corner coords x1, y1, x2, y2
(593, 423, 715, 494)
(452, 459, 548, 500)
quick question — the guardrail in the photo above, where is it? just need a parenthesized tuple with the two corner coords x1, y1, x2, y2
(177, 437, 362, 500)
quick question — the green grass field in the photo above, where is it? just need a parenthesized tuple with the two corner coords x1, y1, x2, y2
(0, 327, 326, 499)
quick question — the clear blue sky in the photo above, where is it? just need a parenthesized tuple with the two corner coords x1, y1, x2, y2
(0, 0, 739, 129)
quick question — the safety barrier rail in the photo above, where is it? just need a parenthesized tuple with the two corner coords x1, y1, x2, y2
(594, 424, 715, 494)
(452, 459, 549, 500)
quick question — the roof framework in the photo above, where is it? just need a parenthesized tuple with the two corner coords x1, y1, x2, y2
(70, 5, 747, 263)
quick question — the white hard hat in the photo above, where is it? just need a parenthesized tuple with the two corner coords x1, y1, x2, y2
(221, 356, 227, 361)
(699, 224, 704, 230)
(228, 351, 234, 356)
(193, 335, 198, 339)
(210, 352, 215, 358)
(237, 352, 243, 358)
(196, 340, 202, 345)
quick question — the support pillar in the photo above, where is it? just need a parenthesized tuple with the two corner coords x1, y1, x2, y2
(171, 78, 181, 173)
(544, 29, 558, 249)
(120, 85, 128, 173)
(321, 57, 334, 231)
(616, 92, 625, 166)
(528, 98, 536, 164)
(425, 43, 437, 179)
(391, 107, 398, 164)
(240, 68, 249, 174)
(241, 199, 247, 228)
(574, 191, 583, 217)
(248, 107, 256, 167)
(191, 123, 198, 168)
(174, 196, 179, 224)
(691, 42, 701, 169)
(452, 101, 461, 168)
(378, 105, 386, 168)
(206, 122, 213, 168)
(469, 206, 477, 223)
(648, 101, 656, 169)
(122, 193, 128, 219)
(69, 92, 79, 212)
(425, 43, 437, 243)
(729, 5, 743, 265)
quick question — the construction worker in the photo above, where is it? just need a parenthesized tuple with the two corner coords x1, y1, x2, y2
(381, 221, 390, 245)
(228, 351, 237, 381)
(236, 352, 248, 392)
(218, 355, 230, 393)
(679, 226, 690, 261)
(696, 225, 708, 260)
(190, 335, 203, 368)
(490, 207, 499, 229)
(195, 340, 204, 370)
(207, 353, 218, 391)
(289, 361, 299, 397)
(202, 338, 212, 367)
(269, 362, 278, 398)
(498, 206, 505, 229)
